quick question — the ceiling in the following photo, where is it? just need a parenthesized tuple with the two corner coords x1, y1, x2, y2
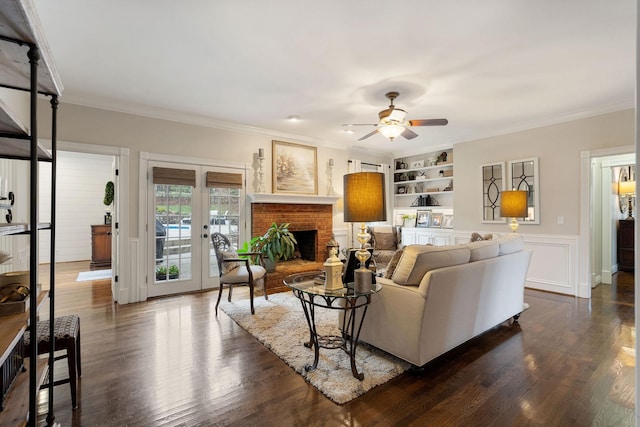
(32, 1, 636, 156)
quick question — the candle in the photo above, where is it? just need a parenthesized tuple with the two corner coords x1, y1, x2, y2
(259, 148, 265, 158)
(329, 158, 334, 166)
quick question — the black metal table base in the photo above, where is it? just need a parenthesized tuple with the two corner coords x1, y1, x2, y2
(294, 290, 370, 381)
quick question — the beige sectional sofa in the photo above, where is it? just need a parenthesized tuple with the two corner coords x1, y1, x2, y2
(351, 235, 532, 367)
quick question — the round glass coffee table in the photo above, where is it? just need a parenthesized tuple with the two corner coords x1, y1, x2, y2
(283, 271, 382, 380)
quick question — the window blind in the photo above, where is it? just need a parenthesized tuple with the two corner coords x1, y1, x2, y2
(206, 171, 242, 189)
(152, 167, 196, 187)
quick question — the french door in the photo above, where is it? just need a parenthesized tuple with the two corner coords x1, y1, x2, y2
(147, 161, 245, 298)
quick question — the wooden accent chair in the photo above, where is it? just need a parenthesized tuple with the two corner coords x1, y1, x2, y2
(23, 314, 81, 409)
(211, 232, 268, 315)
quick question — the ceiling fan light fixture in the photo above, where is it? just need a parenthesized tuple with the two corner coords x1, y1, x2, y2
(388, 108, 406, 122)
(379, 124, 405, 141)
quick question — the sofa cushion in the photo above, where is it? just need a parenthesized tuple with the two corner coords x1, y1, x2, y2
(392, 244, 471, 286)
(383, 248, 404, 279)
(494, 234, 525, 255)
(465, 240, 499, 262)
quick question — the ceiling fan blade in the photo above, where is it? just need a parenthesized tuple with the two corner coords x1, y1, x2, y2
(358, 129, 380, 141)
(408, 118, 449, 126)
(401, 128, 419, 140)
(342, 123, 377, 127)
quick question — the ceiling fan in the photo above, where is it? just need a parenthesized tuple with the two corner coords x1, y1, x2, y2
(344, 91, 448, 141)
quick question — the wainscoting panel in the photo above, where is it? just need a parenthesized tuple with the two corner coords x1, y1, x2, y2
(523, 235, 578, 295)
(452, 231, 580, 297)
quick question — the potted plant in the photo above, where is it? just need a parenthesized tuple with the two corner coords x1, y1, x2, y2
(250, 222, 298, 272)
(103, 180, 114, 224)
(156, 265, 179, 280)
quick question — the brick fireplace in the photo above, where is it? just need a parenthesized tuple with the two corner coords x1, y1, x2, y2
(250, 194, 338, 294)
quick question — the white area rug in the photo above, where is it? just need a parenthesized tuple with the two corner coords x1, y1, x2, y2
(220, 292, 410, 404)
(76, 269, 111, 282)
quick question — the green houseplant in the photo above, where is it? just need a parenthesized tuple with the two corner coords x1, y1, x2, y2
(103, 180, 114, 224)
(250, 222, 298, 272)
(156, 265, 179, 280)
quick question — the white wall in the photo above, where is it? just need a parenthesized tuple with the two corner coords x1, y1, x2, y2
(39, 151, 114, 263)
(453, 109, 635, 235)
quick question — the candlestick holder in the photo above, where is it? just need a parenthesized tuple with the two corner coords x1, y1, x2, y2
(257, 153, 265, 193)
(327, 161, 336, 196)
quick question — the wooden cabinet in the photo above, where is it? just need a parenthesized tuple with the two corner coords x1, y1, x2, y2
(401, 227, 453, 246)
(618, 220, 634, 271)
(90, 225, 112, 270)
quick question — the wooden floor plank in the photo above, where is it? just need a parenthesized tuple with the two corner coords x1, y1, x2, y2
(27, 261, 635, 426)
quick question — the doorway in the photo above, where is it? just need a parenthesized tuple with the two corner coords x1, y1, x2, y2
(147, 161, 246, 298)
(582, 146, 635, 298)
(590, 152, 635, 287)
(37, 141, 129, 302)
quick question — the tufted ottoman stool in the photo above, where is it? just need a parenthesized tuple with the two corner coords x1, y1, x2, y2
(23, 314, 81, 409)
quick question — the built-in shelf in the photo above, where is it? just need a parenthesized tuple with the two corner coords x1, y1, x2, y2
(248, 193, 340, 205)
(395, 191, 454, 197)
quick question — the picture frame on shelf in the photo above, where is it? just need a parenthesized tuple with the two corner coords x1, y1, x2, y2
(416, 210, 432, 228)
(410, 160, 424, 169)
(402, 215, 416, 228)
(394, 213, 404, 226)
(442, 214, 454, 229)
(430, 212, 443, 228)
(272, 140, 317, 195)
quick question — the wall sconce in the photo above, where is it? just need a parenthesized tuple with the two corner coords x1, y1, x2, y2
(618, 180, 636, 220)
(500, 190, 528, 232)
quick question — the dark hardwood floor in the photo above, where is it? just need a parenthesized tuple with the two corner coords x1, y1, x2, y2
(32, 262, 635, 426)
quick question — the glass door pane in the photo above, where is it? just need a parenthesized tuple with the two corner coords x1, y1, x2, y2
(148, 162, 202, 298)
(155, 184, 193, 282)
(202, 171, 245, 289)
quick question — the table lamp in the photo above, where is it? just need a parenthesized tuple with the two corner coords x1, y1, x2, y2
(500, 190, 527, 232)
(343, 172, 387, 291)
(619, 180, 636, 219)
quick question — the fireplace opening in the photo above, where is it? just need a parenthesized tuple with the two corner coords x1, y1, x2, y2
(292, 230, 317, 261)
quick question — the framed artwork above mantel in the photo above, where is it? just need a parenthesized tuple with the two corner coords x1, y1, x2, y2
(272, 140, 318, 195)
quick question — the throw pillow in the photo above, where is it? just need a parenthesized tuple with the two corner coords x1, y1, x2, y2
(470, 232, 493, 242)
(384, 248, 405, 279)
(373, 232, 397, 250)
(221, 249, 242, 274)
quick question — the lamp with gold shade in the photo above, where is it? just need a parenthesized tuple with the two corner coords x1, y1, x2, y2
(500, 190, 528, 232)
(343, 172, 387, 291)
(618, 180, 636, 219)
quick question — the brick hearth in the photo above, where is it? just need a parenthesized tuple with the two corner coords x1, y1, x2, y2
(252, 202, 333, 294)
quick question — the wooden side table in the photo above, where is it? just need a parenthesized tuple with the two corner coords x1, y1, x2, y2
(90, 224, 111, 270)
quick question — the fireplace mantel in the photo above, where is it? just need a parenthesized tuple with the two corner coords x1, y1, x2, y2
(247, 193, 340, 205)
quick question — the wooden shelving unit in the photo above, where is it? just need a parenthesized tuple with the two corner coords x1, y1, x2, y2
(0, 1, 62, 425)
